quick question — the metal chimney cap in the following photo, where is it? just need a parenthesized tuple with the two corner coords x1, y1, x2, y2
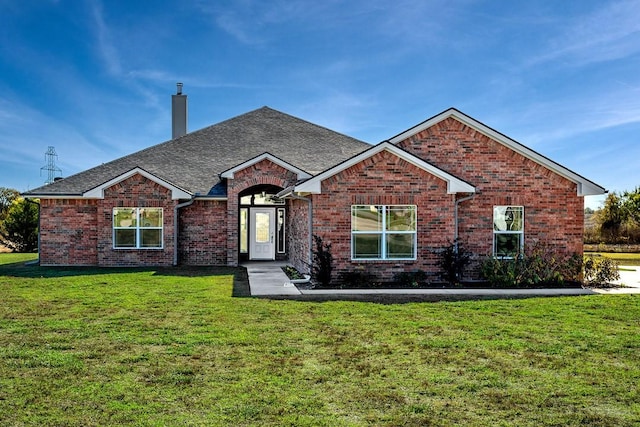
(176, 82, 183, 95)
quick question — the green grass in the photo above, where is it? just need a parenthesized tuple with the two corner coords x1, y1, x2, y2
(585, 252, 640, 266)
(1, 254, 639, 426)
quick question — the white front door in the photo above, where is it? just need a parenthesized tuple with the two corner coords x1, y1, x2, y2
(250, 208, 275, 260)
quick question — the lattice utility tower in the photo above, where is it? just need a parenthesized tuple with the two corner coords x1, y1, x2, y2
(40, 146, 62, 184)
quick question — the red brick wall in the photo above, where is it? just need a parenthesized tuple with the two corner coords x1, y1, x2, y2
(178, 200, 227, 265)
(96, 174, 177, 266)
(396, 117, 584, 270)
(39, 199, 98, 266)
(225, 159, 300, 266)
(287, 198, 311, 274)
(312, 150, 455, 282)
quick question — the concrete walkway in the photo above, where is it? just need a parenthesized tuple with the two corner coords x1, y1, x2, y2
(242, 262, 301, 296)
(242, 262, 640, 298)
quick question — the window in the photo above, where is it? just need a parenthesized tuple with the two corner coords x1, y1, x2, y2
(240, 208, 248, 253)
(113, 208, 163, 249)
(277, 208, 286, 254)
(493, 206, 523, 257)
(351, 205, 416, 260)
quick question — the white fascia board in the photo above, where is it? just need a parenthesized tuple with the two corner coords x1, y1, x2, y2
(389, 108, 606, 196)
(82, 167, 192, 200)
(294, 142, 475, 195)
(23, 194, 84, 199)
(220, 153, 312, 180)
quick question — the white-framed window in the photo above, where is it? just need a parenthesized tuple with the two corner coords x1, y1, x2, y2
(277, 207, 286, 254)
(113, 207, 163, 249)
(351, 205, 417, 260)
(493, 206, 523, 257)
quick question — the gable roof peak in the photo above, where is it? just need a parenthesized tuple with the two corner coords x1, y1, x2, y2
(389, 108, 606, 197)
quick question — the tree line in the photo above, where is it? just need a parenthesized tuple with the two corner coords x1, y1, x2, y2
(585, 187, 640, 244)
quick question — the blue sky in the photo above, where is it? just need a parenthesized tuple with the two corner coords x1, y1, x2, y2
(1, 0, 639, 209)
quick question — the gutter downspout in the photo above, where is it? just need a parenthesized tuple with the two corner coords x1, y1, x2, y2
(173, 198, 195, 266)
(454, 193, 475, 253)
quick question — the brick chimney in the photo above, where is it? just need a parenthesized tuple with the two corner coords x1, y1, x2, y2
(172, 83, 187, 139)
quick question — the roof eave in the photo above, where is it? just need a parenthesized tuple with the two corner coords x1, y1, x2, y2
(220, 152, 312, 181)
(82, 167, 193, 200)
(293, 141, 475, 195)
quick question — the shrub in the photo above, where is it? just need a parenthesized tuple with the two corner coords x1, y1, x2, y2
(281, 265, 305, 280)
(480, 257, 523, 288)
(393, 270, 428, 288)
(436, 239, 471, 286)
(338, 270, 378, 289)
(480, 243, 582, 288)
(311, 235, 333, 287)
(583, 255, 620, 287)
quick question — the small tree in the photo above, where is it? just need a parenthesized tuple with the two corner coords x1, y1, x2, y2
(0, 187, 20, 221)
(622, 187, 640, 225)
(0, 198, 39, 252)
(311, 235, 333, 287)
(596, 192, 624, 242)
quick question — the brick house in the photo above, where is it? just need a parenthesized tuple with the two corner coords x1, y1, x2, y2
(25, 95, 605, 282)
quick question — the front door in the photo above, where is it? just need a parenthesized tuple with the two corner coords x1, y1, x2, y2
(250, 208, 275, 260)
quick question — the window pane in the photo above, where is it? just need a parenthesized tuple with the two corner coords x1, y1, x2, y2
(255, 212, 270, 243)
(277, 208, 285, 253)
(353, 234, 381, 259)
(140, 208, 162, 227)
(494, 233, 522, 257)
(141, 229, 162, 248)
(114, 208, 136, 227)
(352, 206, 382, 231)
(386, 206, 416, 231)
(494, 206, 523, 231)
(253, 193, 284, 205)
(114, 229, 136, 247)
(240, 208, 248, 253)
(386, 233, 415, 258)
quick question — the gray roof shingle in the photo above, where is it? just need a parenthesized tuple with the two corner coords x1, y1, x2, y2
(25, 107, 371, 197)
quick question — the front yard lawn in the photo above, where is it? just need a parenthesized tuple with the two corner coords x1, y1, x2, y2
(1, 254, 639, 426)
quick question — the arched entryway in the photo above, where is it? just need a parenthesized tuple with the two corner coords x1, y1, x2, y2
(238, 185, 286, 261)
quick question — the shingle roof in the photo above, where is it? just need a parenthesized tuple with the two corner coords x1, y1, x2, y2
(25, 107, 371, 197)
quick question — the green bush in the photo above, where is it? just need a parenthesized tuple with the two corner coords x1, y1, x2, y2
(311, 235, 333, 287)
(480, 243, 582, 288)
(393, 270, 428, 288)
(436, 239, 471, 286)
(583, 255, 620, 287)
(338, 270, 378, 289)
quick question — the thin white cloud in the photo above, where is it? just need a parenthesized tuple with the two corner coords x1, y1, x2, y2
(527, 0, 640, 67)
(90, 0, 122, 76)
(291, 90, 381, 140)
(0, 97, 108, 175)
(516, 87, 640, 146)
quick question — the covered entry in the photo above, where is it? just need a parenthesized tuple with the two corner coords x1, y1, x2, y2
(239, 185, 286, 261)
